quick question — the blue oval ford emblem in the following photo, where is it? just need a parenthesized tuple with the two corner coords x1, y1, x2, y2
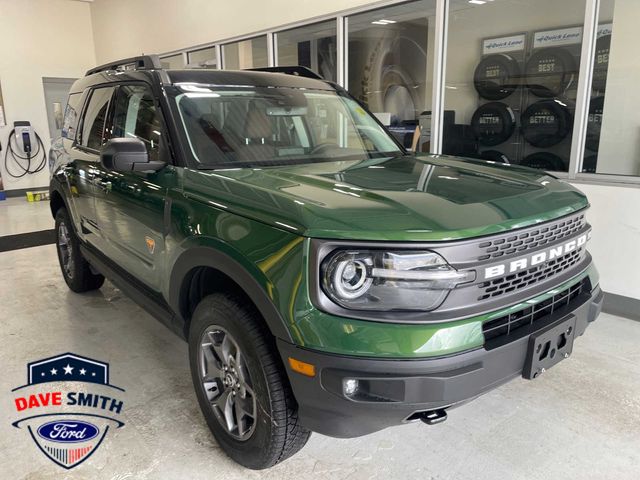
(37, 420, 99, 443)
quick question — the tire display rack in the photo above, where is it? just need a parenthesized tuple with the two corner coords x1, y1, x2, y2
(471, 34, 527, 165)
(469, 25, 611, 172)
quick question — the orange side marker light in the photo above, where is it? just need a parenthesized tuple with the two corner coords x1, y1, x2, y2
(288, 357, 316, 377)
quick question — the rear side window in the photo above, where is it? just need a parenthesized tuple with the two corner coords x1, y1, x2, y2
(111, 84, 163, 162)
(61, 93, 82, 140)
(79, 87, 114, 150)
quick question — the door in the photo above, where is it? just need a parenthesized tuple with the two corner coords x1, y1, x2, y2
(93, 83, 176, 292)
(66, 86, 115, 243)
(42, 77, 77, 141)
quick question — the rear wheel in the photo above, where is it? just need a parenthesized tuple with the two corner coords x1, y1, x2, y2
(55, 207, 105, 292)
(188, 293, 310, 469)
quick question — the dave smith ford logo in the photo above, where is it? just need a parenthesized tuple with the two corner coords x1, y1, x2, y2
(10, 353, 125, 469)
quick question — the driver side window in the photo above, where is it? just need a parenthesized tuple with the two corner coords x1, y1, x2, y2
(111, 85, 164, 162)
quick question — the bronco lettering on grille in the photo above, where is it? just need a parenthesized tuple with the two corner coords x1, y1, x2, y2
(484, 231, 591, 280)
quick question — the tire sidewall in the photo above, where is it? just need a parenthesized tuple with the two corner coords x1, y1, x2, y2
(188, 295, 279, 468)
(55, 208, 80, 289)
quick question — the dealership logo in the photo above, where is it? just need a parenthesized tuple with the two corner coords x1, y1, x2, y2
(10, 353, 125, 469)
(484, 231, 591, 280)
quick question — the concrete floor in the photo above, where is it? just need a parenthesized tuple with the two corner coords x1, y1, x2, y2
(0, 197, 54, 236)
(0, 199, 639, 479)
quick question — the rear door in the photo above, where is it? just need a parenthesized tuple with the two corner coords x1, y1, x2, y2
(66, 86, 115, 244)
(92, 83, 177, 291)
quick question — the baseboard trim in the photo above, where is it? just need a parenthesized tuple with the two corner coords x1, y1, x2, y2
(0, 229, 55, 252)
(2, 186, 49, 198)
(602, 292, 640, 322)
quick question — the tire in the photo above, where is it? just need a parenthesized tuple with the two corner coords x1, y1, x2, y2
(54, 207, 105, 293)
(473, 53, 521, 100)
(521, 100, 572, 148)
(470, 102, 515, 146)
(592, 34, 611, 93)
(521, 152, 566, 171)
(478, 149, 510, 164)
(525, 47, 577, 98)
(585, 96, 604, 152)
(188, 293, 310, 469)
(582, 154, 598, 173)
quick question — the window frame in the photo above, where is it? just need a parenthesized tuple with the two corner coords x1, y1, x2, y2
(74, 85, 116, 155)
(109, 82, 170, 164)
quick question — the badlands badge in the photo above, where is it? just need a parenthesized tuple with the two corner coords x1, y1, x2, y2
(10, 353, 125, 469)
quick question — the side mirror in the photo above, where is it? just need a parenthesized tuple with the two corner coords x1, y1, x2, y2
(100, 138, 165, 172)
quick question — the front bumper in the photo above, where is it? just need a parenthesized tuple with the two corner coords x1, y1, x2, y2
(278, 284, 603, 438)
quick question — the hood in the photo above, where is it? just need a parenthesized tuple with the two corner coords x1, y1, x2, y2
(183, 154, 589, 241)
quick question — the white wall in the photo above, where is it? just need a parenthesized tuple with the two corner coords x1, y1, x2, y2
(0, 0, 96, 192)
(570, 182, 640, 299)
(89, 0, 380, 64)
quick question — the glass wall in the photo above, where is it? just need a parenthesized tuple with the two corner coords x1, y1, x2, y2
(188, 46, 218, 69)
(582, 0, 638, 176)
(276, 21, 337, 81)
(222, 36, 268, 70)
(157, 0, 640, 182)
(160, 54, 184, 69)
(347, 0, 437, 150)
(443, 0, 587, 171)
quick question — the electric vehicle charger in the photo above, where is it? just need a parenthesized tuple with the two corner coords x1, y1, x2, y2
(3, 121, 47, 178)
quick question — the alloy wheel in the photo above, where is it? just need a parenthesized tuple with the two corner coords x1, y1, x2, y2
(57, 221, 74, 280)
(198, 326, 257, 441)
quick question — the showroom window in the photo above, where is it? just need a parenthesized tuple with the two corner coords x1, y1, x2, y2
(443, 0, 588, 171)
(276, 21, 337, 81)
(581, 0, 638, 176)
(153, 0, 640, 184)
(347, 0, 437, 150)
(160, 54, 185, 69)
(187, 46, 218, 69)
(222, 36, 268, 70)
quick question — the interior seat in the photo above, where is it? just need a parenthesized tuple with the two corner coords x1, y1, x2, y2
(237, 101, 276, 162)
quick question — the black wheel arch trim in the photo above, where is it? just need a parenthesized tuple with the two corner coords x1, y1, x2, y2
(49, 177, 69, 218)
(168, 246, 294, 343)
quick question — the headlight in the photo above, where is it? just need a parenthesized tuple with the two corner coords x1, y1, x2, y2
(321, 250, 475, 311)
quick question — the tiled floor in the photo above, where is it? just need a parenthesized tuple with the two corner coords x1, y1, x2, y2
(0, 201, 638, 479)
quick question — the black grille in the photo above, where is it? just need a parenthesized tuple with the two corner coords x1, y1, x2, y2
(478, 247, 585, 301)
(477, 213, 585, 261)
(482, 279, 587, 342)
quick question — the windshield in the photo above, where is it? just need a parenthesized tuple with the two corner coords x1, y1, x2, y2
(172, 85, 403, 167)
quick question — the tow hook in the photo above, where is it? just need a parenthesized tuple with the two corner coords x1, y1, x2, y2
(419, 409, 448, 425)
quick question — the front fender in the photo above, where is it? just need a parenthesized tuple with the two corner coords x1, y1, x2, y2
(167, 236, 297, 342)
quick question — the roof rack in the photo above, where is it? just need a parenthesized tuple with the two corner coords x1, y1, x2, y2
(246, 66, 324, 80)
(86, 54, 162, 76)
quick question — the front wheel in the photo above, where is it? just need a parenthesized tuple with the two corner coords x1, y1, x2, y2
(55, 207, 105, 292)
(188, 293, 310, 469)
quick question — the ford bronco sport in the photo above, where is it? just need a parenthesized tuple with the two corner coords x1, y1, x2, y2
(49, 55, 602, 469)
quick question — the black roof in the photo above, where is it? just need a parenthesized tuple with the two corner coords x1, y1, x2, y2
(73, 55, 335, 93)
(165, 69, 334, 90)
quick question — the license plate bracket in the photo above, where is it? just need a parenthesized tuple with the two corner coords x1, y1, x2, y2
(523, 315, 576, 380)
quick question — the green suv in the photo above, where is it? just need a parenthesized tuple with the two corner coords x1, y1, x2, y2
(50, 55, 602, 469)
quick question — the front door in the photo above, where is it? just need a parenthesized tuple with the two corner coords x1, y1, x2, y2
(93, 83, 177, 292)
(66, 86, 115, 244)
